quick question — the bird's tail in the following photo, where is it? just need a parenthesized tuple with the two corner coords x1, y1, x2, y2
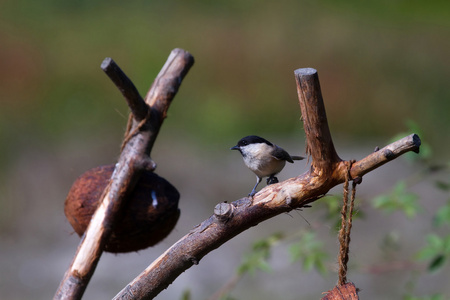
(291, 155, 304, 160)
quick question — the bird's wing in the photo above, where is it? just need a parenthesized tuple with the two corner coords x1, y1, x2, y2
(272, 146, 294, 163)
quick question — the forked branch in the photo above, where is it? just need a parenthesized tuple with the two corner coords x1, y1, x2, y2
(54, 49, 194, 300)
(113, 68, 421, 299)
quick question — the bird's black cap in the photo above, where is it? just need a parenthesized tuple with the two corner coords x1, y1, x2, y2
(231, 135, 273, 150)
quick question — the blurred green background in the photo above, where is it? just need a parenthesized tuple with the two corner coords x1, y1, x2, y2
(0, 1, 449, 299)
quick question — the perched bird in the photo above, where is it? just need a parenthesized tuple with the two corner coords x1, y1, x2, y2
(231, 135, 304, 197)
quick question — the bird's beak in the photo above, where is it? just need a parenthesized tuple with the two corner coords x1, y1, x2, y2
(230, 145, 239, 151)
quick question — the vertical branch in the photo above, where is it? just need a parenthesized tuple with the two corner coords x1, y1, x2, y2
(295, 68, 341, 175)
(54, 49, 194, 300)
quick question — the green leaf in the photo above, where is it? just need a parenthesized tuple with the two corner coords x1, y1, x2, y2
(416, 234, 442, 261)
(315, 257, 328, 275)
(288, 231, 328, 276)
(237, 250, 272, 276)
(427, 234, 444, 249)
(303, 254, 315, 271)
(372, 181, 420, 219)
(428, 255, 446, 272)
(237, 233, 283, 276)
(416, 234, 450, 272)
(435, 181, 450, 191)
(180, 289, 191, 300)
(373, 195, 392, 210)
(321, 195, 341, 220)
(433, 200, 450, 227)
(443, 236, 450, 254)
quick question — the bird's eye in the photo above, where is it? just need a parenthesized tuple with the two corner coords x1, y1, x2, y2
(240, 140, 248, 146)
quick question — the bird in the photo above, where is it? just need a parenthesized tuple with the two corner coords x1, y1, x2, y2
(231, 135, 304, 197)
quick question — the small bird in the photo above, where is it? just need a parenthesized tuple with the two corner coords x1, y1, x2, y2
(231, 135, 304, 197)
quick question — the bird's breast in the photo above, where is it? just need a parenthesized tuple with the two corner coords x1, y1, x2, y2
(243, 153, 286, 178)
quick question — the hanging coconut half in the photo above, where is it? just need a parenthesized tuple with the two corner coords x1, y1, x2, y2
(64, 164, 180, 253)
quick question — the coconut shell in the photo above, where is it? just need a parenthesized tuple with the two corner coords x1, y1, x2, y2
(64, 164, 180, 253)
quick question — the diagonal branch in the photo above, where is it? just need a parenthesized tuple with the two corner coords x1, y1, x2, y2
(112, 68, 421, 300)
(349, 133, 421, 179)
(101, 57, 149, 122)
(54, 49, 194, 300)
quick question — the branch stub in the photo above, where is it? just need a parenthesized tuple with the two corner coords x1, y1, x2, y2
(214, 203, 234, 222)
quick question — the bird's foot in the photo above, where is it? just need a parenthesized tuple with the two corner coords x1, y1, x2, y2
(267, 176, 279, 185)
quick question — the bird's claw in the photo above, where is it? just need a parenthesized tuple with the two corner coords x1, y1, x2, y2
(267, 176, 279, 185)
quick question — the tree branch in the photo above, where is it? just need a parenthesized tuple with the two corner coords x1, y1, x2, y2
(112, 68, 421, 300)
(54, 49, 194, 300)
(295, 68, 341, 175)
(349, 133, 420, 179)
(101, 57, 148, 122)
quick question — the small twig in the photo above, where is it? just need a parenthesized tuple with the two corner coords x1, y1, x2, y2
(101, 57, 149, 122)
